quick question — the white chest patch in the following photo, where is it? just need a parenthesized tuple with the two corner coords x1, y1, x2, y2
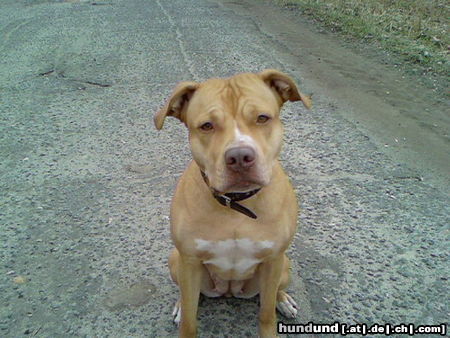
(195, 238, 275, 274)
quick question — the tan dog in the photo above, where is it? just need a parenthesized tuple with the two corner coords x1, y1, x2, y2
(155, 69, 311, 337)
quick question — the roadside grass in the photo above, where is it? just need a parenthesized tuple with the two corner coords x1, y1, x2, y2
(276, 0, 449, 76)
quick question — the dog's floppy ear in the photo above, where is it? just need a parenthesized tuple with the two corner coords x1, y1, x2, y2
(259, 69, 312, 109)
(154, 81, 199, 130)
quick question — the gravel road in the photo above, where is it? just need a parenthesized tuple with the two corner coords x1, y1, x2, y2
(1, 0, 448, 337)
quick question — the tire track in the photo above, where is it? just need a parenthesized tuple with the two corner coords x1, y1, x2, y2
(156, 0, 198, 81)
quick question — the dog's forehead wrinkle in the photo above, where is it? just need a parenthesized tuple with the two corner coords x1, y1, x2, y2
(194, 80, 227, 106)
(191, 84, 236, 120)
(188, 105, 224, 127)
(196, 77, 270, 121)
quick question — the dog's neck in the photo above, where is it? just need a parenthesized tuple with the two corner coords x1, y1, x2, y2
(200, 170, 261, 219)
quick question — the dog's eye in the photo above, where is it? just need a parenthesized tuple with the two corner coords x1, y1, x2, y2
(256, 114, 270, 124)
(199, 122, 214, 131)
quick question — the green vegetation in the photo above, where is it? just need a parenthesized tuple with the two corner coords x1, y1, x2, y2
(277, 0, 449, 75)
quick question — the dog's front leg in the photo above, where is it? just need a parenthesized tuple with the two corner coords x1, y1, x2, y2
(178, 255, 202, 338)
(258, 254, 284, 338)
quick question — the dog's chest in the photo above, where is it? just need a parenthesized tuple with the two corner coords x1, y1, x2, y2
(194, 238, 275, 278)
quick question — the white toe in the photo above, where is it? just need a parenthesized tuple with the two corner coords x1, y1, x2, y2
(172, 300, 181, 325)
(276, 293, 298, 318)
(285, 293, 297, 308)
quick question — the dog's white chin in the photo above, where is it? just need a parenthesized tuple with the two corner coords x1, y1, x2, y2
(215, 174, 270, 193)
(223, 182, 262, 193)
(206, 164, 271, 193)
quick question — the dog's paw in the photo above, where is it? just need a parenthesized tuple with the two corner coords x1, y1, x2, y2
(172, 300, 181, 326)
(276, 291, 298, 318)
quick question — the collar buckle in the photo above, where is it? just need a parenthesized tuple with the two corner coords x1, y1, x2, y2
(222, 195, 232, 208)
(200, 170, 260, 219)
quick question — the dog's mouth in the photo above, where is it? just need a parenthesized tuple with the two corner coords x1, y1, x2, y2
(223, 180, 261, 193)
(213, 170, 269, 193)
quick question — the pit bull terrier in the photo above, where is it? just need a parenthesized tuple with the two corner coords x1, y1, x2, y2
(154, 69, 311, 337)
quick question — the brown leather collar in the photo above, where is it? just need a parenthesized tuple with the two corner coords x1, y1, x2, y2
(200, 171, 260, 219)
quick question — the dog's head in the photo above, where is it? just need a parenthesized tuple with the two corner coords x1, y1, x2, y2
(155, 69, 311, 193)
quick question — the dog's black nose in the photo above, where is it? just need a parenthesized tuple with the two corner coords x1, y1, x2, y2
(225, 147, 256, 171)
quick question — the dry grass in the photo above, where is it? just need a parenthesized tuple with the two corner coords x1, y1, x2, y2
(277, 0, 449, 75)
